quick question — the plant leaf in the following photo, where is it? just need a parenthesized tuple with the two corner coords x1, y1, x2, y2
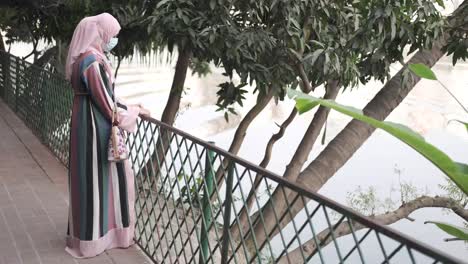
(435, 0, 445, 8)
(302, 49, 323, 65)
(295, 98, 320, 114)
(425, 221, 468, 240)
(156, 0, 171, 8)
(456, 162, 468, 175)
(408, 63, 437, 80)
(288, 88, 468, 194)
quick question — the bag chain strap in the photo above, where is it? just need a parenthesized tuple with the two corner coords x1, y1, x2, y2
(110, 83, 121, 160)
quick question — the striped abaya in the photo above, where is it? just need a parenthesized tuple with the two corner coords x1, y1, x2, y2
(66, 51, 140, 258)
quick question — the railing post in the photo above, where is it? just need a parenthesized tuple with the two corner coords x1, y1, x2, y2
(221, 161, 234, 264)
(199, 142, 215, 263)
(15, 56, 19, 112)
(4, 53, 11, 103)
(0, 51, 4, 98)
(40, 73, 49, 142)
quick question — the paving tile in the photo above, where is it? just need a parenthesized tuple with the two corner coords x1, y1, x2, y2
(0, 100, 149, 263)
(13, 236, 33, 250)
(19, 251, 41, 264)
(76, 253, 114, 264)
(108, 246, 153, 264)
(49, 237, 67, 249)
(0, 245, 18, 260)
(0, 255, 22, 264)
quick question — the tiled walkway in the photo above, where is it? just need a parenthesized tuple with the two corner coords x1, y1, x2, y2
(0, 100, 151, 264)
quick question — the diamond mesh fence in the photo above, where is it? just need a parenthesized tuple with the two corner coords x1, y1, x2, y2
(0, 51, 461, 264)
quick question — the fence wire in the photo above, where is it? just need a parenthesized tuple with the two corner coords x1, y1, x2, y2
(0, 51, 461, 264)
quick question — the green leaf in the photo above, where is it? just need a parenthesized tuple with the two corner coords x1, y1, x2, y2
(270, 0, 279, 9)
(310, 40, 325, 48)
(176, 8, 182, 18)
(295, 98, 320, 114)
(302, 49, 323, 65)
(457, 162, 468, 175)
(435, 0, 445, 8)
(289, 48, 302, 61)
(156, 0, 171, 8)
(290, 17, 300, 29)
(288, 88, 468, 195)
(323, 53, 330, 74)
(425, 221, 468, 240)
(408, 63, 437, 80)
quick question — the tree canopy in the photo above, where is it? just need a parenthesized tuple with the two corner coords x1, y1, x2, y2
(0, 0, 450, 110)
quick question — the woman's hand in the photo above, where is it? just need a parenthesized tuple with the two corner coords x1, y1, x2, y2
(138, 105, 151, 117)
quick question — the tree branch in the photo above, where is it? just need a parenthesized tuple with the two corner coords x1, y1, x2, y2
(231, 106, 298, 240)
(242, 80, 340, 246)
(260, 108, 299, 169)
(279, 196, 468, 263)
(228, 89, 275, 155)
(114, 55, 122, 79)
(22, 42, 37, 60)
(23, 23, 39, 61)
(214, 89, 275, 189)
(256, 68, 319, 172)
(297, 63, 314, 93)
(33, 46, 57, 68)
(231, 77, 321, 239)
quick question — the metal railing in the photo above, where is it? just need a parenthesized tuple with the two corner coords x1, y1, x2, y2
(0, 50, 462, 264)
(0, 51, 72, 165)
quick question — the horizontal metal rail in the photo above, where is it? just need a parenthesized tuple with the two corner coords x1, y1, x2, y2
(0, 50, 462, 264)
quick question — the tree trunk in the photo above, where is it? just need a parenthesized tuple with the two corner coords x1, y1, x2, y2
(287, 1, 461, 186)
(213, 90, 275, 190)
(243, 0, 468, 248)
(283, 80, 340, 181)
(0, 33, 5, 52)
(239, 80, 340, 248)
(297, 40, 447, 192)
(0, 34, 7, 98)
(161, 47, 191, 125)
(245, 39, 448, 257)
(227, 90, 275, 155)
(142, 47, 191, 181)
(53, 40, 68, 76)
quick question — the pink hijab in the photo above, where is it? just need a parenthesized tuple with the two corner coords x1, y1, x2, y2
(65, 13, 121, 83)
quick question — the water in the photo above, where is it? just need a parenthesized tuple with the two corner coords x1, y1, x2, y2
(112, 54, 468, 259)
(6, 1, 466, 258)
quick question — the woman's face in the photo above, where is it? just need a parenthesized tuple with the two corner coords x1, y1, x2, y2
(103, 36, 119, 52)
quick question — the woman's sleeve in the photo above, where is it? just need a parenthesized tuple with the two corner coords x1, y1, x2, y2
(82, 61, 140, 133)
(116, 97, 140, 133)
(82, 61, 114, 121)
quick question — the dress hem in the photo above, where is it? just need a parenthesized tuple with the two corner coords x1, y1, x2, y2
(65, 225, 135, 259)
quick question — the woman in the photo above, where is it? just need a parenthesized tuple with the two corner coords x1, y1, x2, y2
(65, 13, 149, 258)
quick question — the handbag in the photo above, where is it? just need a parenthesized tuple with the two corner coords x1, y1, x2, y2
(108, 99, 129, 162)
